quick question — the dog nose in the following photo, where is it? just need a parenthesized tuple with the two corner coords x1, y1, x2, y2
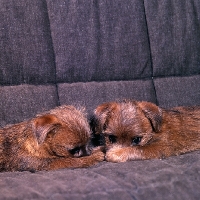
(85, 145, 92, 156)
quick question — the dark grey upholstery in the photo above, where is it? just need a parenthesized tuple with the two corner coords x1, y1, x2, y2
(0, 0, 200, 199)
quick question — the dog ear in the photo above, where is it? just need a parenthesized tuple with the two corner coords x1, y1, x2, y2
(94, 102, 117, 133)
(137, 101, 162, 132)
(32, 114, 61, 144)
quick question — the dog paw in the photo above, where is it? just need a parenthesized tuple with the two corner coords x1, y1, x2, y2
(106, 147, 129, 162)
(106, 146, 143, 162)
(92, 147, 105, 161)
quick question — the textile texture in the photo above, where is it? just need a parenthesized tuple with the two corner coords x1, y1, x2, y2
(0, 0, 200, 199)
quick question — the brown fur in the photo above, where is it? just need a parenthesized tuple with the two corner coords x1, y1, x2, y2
(93, 100, 200, 162)
(0, 105, 104, 172)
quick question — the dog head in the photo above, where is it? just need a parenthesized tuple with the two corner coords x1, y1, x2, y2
(32, 105, 91, 158)
(93, 100, 162, 151)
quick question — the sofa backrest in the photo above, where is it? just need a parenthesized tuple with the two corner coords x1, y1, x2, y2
(0, 0, 200, 126)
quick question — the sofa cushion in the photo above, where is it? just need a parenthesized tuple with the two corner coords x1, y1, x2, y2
(144, 0, 200, 77)
(0, 0, 55, 85)
(0, 84, 58, 126)
(46, 0, 152, 83)
(58, 80, 157, 116)
(155, 75, 200, 108)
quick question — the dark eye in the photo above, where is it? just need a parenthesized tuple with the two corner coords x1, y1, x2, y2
(132, 137, 142, 146)
(69, 147, 80, 155)
(108, 135, 117, 143)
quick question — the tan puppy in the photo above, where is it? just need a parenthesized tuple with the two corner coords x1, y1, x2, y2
(0, 105, 104, 172)
(93, 100, 200, 162)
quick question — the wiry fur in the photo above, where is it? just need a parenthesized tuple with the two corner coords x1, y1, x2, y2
(93, 100, 200, 162)
(0, 105, 104, 172)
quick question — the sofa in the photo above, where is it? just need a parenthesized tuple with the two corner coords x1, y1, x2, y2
(0, 0, 200, 199)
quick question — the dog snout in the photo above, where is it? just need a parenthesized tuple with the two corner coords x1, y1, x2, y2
(85, 144, 92, 156)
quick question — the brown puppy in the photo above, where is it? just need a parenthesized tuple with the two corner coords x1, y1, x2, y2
(93, 100, 200, 162)
(0, 105, 104, 172)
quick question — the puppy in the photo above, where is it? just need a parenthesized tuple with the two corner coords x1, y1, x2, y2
(93, 100, 200, 162)
(0, 105, 104, 172)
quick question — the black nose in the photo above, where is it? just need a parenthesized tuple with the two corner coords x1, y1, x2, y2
(85, 144, 92, 156)
(90, 133, 105, 147)
(108, 135, 117, 143)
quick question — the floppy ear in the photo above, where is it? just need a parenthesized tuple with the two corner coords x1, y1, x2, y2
(32, 114, 61, 144)
(137, 101, 162, 132)
(94, 102, 117, 133)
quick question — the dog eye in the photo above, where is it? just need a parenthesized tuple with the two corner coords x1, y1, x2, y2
(132, 137, 142, 146)
(108, 135, 117, 143)
(69, 147, 80, 155)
